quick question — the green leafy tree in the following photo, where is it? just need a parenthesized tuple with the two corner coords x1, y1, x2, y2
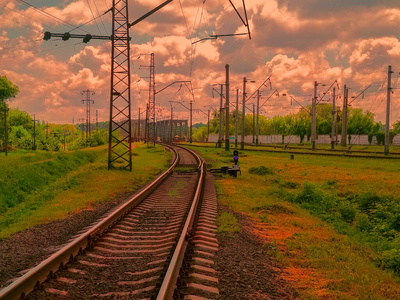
(192, 127, 208, 142)
(347, 108, 374, 135)
(0, 76, 19, 154)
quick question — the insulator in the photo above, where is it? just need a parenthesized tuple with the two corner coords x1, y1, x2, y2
(62, 32, 71, 41)
(43, 31, 51, 40)
(83, 34, 92, 43)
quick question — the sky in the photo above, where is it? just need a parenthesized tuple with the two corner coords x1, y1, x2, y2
(1, 0, 400, 126)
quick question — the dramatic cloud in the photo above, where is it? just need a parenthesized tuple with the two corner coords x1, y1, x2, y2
(0, 0, 399, 124)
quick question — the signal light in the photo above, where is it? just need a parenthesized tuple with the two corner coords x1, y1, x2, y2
(43, 31, 51, 40)
(233, 150, 239, 165)
(83, 34, 92, 43)
(62, 32, 71, 41)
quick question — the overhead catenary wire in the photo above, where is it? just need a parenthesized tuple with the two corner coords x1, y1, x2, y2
(16, 0, 90, 34)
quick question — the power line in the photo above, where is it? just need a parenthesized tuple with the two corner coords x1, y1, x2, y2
(16, 0, 90, 34)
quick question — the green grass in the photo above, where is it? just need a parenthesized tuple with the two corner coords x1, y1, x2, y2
(186, 144, 400, 299)
(217, 211, 240, 233)
(0, 143, 171, 238)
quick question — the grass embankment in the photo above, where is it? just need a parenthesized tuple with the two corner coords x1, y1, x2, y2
(189, 144, 400, 299)
(0, 143, 171, 238)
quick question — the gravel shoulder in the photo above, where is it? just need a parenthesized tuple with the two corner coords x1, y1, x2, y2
(215, 206, 298, 299)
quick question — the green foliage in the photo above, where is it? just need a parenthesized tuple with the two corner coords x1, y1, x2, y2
(217, 211, 240, 233)
(248, 165, 275, 175)
(285, 182, 400, 275)
(0, 150, 102, 215)
(0, 76, 19, 101)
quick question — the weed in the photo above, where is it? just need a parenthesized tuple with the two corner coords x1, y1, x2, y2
(217, 211, 240, 233)
(248, 165, 275, 175)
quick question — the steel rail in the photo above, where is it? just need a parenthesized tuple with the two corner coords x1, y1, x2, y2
(156, 145, 205, 299)
(182, 143, 400, 160)
(0, 145, 180, 300)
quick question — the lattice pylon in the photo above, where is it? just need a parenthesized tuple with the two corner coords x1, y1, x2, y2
(148, 53, 156, 145)
(108, 0, 132, 171)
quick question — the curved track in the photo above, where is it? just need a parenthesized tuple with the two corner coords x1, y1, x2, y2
(0, 144, 219, 300)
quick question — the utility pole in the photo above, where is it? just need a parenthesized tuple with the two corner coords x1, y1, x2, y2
(256, 90, 260, 146)
(252, 103, 255, 144)
(138, 108, 141, 142)
(170, 106, 173, 142)
(341, 85, 348, 147)
(219, 84, 223, 147)
(331, 87, 336, 149)
(207, 109, 210, 142)
(33, 114, 36, 151)
(241, 77, 247, 150)
(225, 64, 230, 151)
(311, 81, 317, 150)
(145, 104, 149, 145)
(96, 110, 98, 130)
(190, 101, 193, 143)
(235, 89, 239, 148)
(81, 89, 95, 137)
(385, 65, 393, 155)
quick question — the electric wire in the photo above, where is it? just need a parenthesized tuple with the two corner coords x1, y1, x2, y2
(86, 0, 102, 36)
(0, 4, 55, 31)
(16, 0, 90, 34)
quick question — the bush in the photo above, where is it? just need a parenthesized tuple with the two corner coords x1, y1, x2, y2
(339, 201, 357, 223)
(248, 165, 275, 175)
(293, 181, 324, 205)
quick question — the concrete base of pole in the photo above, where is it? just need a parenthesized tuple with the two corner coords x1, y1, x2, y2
(235, 139, 238, 148)
(240, 142, 245, 150)
(256, 139, 259, 146)
(312, 141, 316, 151)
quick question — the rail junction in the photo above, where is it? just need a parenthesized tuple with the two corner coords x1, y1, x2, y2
(0, 144, 219, 300)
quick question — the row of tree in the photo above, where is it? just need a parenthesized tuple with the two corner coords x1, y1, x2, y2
(0, 76, 109, 153)
(193, 103, 400, 144)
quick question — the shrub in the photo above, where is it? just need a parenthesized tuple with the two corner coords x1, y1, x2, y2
(293, 181, 324, 205)
(248, 165, 275, 175)
(339, 202, 357, 223)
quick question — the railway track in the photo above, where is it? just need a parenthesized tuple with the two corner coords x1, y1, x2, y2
(0, 144, 219, 300)
(186, 143, 400, 159)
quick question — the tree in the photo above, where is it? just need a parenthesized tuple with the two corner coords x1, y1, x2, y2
(0, 76, 19, 155)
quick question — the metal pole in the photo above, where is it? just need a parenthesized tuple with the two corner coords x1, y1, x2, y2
(341, 85, 348, 147)
(385, 65, 392, 155)
(219, 84, 223, 147)
(256, 90, 260, 146)
(235, 89, 238, 148)
(190, 101, 192, 143)
(225, 64, 230, 151)
(252, 103, 255, 144)
(170, 106, 173, 142)
(240, 77, 246, 150)
(138, 108, 141, 141)
(207, 109, 210, 143)
(311, 81, 317, 150)
(331, 87, 336, 149)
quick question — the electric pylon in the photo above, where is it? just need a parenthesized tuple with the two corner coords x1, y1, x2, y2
(81, 89, 95, 137)
(108, 0, 132, 171)
(149, 53, 156, 145)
